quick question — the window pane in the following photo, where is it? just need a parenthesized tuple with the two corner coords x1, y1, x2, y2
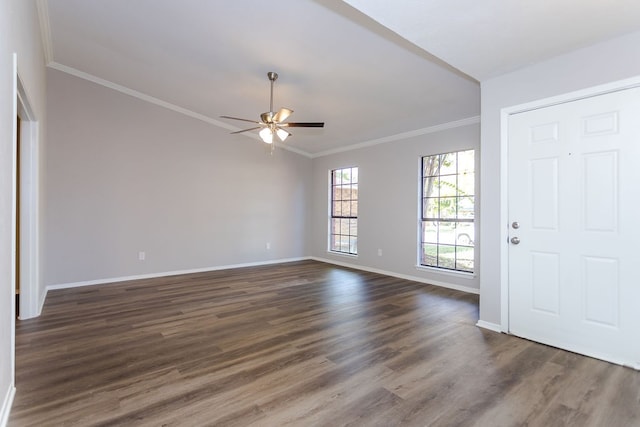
(340, 219, 350, 235)
(349, 219, 358, 236)
(333, 170, 342, 185)
(342, 168, 352, 184)
(342, 184, 351, 200)
(440, 153, 457, 175)
(333, 201, 342, 217)
(458, 150, 475, 174)
(458, 197, 474, 220)
(456, 222, 475, 246)
(457, 173, 474, 197)
(456, 246, 474, 272)
(330, 234, 340, 251)
(351, 167, 359, 184)
(439, 222, 456, 245)
(439, 197, 457, 219)
(350, 200, 358, 217)
(339, 235, 350, 252)
(422, 244, 438, 266)
(438, 175, 457, 197)
(423, 198, 439, 219)
(423, 155, 440, 177)
(438, 245, 456, 269)
(332, 185, 341, 201)
(349, 237, 357, 254)
(423, 177, 438, 198)
(349, 184, 357, 200)
(422, 221, 437, 243)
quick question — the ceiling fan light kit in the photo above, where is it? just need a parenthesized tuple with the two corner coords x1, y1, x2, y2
(221, 72, 324, 151)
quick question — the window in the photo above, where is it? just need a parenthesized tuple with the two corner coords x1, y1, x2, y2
(329, 167, 358, 255)
(420, 150, 474, 272)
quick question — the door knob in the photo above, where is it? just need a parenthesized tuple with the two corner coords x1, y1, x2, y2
(512, 221, 520, 229)
(510, 237, 521, 245)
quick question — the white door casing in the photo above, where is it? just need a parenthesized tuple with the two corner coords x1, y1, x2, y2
(507, 86, 640, 368)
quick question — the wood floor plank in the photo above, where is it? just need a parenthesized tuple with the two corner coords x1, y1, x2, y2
(8, 260, 640, 426)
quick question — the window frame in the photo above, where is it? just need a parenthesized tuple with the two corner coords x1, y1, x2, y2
(328, 166, 358, 255)
(419, 149, 475, 273)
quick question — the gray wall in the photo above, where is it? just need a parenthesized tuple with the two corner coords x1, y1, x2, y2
(310, 123, 480, 292)
(45, 69, 312, 286)
(479, 30, 640, 327)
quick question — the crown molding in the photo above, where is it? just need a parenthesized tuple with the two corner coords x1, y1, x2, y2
(48, 62, 479, 161)
(310, 115, 480, 158)
(36, 0, 54, 64)
(47, 62, 313, 158)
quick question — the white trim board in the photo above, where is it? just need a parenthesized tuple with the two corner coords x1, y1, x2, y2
(476, 320, 503, 333)
(310, 116, 480, 158)
(47, 257, 310, 291)
(47, 256, 480, 297)
(36, 0, 53, 64)
(0, 385, 15, 427)
(310, 256, 480, 295)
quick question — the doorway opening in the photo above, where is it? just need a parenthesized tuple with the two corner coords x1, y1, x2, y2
(16, 115, 21, 318)
(15, 72, 40, 321)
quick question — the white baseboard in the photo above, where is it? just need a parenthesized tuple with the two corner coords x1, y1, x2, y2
(46, 257, 310, 291)
(0, 384, 15, 427)
(310, 256, 479, 295)
(476, 320, 503, 333)
(38, 287, 48, 316)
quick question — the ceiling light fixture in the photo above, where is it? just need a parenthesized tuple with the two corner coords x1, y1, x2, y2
(221, 72, 324, 150)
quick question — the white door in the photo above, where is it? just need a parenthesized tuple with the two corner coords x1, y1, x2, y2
(508, 86, 640, 368)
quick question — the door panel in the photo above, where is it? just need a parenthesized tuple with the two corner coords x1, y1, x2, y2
(508, 86, 640, 368)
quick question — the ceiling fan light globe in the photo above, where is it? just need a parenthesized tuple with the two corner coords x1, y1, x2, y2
(259, 127, 274, 144)
(276, 128, 290, 142)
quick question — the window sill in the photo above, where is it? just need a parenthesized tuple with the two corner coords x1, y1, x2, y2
(327, 250, 358, 259)
(415, 265, 476, 279)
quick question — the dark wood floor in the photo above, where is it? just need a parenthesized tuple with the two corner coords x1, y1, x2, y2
(9, 260, 640, 426)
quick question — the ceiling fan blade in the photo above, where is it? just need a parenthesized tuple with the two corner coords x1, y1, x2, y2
(273, 108, 293, 123)
(230, 126, 263, 134)
(220, 115, 262, 124)
(281, 122, 325, 128)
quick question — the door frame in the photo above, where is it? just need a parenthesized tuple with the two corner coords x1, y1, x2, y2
(15, 65, 40, 320)
(499, 75, 640, 332)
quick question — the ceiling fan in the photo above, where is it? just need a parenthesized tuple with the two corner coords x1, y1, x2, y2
(220, 72, 324, 146)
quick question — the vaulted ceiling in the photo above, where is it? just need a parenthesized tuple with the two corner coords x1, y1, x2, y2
(41, 0, 640, 156)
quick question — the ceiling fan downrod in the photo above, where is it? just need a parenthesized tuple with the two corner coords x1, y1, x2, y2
(267, 71, 278, 115)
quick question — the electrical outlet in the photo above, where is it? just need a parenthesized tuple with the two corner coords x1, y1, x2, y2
(377, 248, 383, 256)
(138, 251, 146, 261)
(266, 242, 271, 250)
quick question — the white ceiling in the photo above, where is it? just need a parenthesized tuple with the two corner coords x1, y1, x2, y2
(343, 0, 640, 80)
(41, 0, 640, 156)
